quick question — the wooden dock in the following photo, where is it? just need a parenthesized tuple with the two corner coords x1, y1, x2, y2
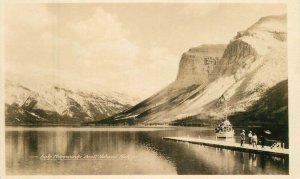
(163, 137, 289, 157)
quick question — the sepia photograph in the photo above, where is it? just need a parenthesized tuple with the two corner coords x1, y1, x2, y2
(2, 1, 297, 176)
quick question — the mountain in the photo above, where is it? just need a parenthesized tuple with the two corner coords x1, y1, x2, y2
(5, 79, 139, 125)
(92, 14, 287, 126)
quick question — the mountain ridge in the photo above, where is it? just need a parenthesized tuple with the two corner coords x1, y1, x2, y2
(5, 79, 139, 125)
(90, 14, 287, 126)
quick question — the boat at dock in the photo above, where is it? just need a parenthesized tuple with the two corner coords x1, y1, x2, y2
(214, 101, 234, 138)
(215, 119, 234, 138)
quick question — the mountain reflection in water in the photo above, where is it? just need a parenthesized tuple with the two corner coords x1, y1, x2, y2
(6, 127, 288, 175)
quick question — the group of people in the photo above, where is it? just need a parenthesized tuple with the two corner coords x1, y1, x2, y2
(240, 130, 265, 148)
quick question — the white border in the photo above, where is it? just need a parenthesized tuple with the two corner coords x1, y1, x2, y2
(1, 0, 300, 178)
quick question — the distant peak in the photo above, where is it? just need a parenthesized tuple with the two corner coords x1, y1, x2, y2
(257, 14, 287, 23)
(248, 14, 287, 33)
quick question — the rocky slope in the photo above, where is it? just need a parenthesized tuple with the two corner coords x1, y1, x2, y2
(5, 80, 139, 125)
(92, 14, 287, 126)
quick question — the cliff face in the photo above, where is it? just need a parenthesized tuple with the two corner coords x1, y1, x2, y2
(217, 40, 257, 77)
(176, 44, 226, 84)
(91, 14, 287, 126)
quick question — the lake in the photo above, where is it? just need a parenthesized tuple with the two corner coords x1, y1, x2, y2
(5, 126, 288, 175)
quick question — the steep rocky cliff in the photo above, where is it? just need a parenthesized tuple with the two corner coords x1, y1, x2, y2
(88, 14, 288, 126)
(176, 44, 226, 84)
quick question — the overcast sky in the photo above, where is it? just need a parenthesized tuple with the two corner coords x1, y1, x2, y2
(4, 3, 286, 98)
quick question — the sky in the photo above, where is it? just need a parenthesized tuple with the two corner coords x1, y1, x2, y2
(4, 3, 286, 98)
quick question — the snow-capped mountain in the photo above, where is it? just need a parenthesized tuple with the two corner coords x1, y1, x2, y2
(94, 14, 287, 126)
(5, 78, 140, 125)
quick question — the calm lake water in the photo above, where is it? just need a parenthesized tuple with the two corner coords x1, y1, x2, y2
(6, 126, 288, 175)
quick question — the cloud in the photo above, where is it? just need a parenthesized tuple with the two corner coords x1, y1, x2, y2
(56, 7, 140, 76)
(5, 5, 141, 94)
(58, 7, 141, 88)
(5, 4, 59, 74)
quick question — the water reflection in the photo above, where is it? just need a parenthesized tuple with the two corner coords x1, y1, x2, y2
(6, 127, 288, 175)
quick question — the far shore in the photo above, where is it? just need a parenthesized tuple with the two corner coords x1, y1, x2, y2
(5, 123, 283, 128)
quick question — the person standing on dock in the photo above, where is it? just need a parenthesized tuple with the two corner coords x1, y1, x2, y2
(260, 133, 266, 149)
(240, 130, 246, 147)
(248, 131, 253, 145)
(252, 133, 258, 148)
